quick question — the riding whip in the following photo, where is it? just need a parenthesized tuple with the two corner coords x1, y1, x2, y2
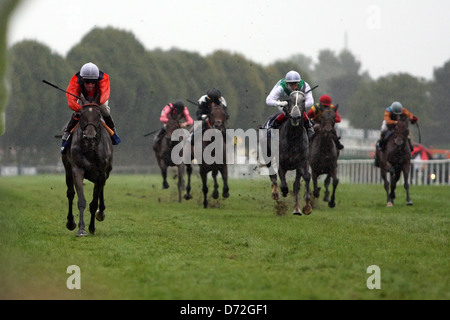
(305, 85, 319, 94)
(186, 99, 198, 106)
(42, 80, 82, 100)
(415, 122, 422, 144)
(143, 128, 162, 137)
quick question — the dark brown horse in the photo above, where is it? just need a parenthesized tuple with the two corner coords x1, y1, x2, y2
(375, 114, 413, 206)
(62, 103, 113, 237)
(264, 91, 312, 215)
(185, 102, 229, 208)
(153, 109, 187, 202)
(309, 106, 340, 208)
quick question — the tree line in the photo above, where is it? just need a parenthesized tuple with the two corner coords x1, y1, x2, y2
(1, 26, 449, 167)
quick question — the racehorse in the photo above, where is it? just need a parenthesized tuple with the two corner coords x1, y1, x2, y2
(375, 114, 413, 207)
(263, 90, 312, 215)
(185, 102, 229, 208)
(309, 106, 340, 208)
(62, 103, 113, 236)
(153, 108, 187, 202)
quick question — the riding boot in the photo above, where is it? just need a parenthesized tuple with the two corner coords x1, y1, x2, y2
(304, 118, 315, 143)
(156, 127, 166, 145)
(61, 113, 80, 154)
(376, 131, 391, 151)
(271, 118, 282, 130)
(334, 135, 344, 150)
(408, 138, 414, 152)
(103, 115, 121, 145)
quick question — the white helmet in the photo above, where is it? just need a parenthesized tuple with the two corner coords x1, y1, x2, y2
(390, 101, 403, 114)
(285, 70, 301, 83)
(80, 62, 99, 80)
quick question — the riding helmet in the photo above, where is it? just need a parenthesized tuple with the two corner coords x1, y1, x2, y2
(390, 101, 403, 114)
(80, 62, 99, 80)
(206, 88, 222, 103)
(172, 100, 185, 112)
(285, 70, 301, 83)
(319, 95, 332, 106)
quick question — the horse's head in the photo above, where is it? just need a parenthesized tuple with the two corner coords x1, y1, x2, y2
(320, 106, 337, 135)
(287, 91, 305, 127)
(80, 103, 102, 151)
(208, 103, 227, 132)
(392, 114, 410, 146)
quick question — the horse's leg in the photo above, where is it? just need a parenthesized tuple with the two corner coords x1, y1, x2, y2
(293, 169, 302, 215)
(312, 171, 320, 199)
(161, 162, 169, 189)
(72, 168, 87, 237)
(390, 169, 401, 205)
(302, 167, 313, 215)
(269, 173, 279, 200)
(328, 169, 339, 208)
(221, 165, 229, 198)
(200, 167, 209, 208)
(212, 169, 219, 199)
(323, 174, 331, 202)
(177, 164, 186, 203)
(380, 168, 392, 206)
(403, 163, 413, 205)
(184, 164, 193, 200)
(88, 182, 100, 235)
(96, 181, 106, 221)
(64, 160, 76, 231)
(279, 168, 289, 197)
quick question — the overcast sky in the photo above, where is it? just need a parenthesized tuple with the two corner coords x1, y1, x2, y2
(7, 0, 450, 80)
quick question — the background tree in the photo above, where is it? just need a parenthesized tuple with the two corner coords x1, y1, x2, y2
(429, 60, 450, 146)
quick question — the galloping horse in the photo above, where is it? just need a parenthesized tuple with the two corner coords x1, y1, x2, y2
(375, 114, 413, 207)
(62, 103, 113, 236)
(264, 91, 312, 215)
(185, 102, 229, 208)
(309, 106, 340, 208)
(153, 109, 186, 202)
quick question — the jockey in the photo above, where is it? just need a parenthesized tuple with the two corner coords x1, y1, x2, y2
(307, 94, 344, 150)
(191, 88, 228, 145)
(196, 88, 229, 120)
(155, 100, 193, 144)
(266, 70, 315, 140)
(61, 62, 120, 154)
(376, 101, 418, 151)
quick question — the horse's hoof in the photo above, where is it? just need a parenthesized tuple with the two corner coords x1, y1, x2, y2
(77, 229, 88, 237)
(282, 192, 288, 198)
(96, 210, 105, 221)
(313, 188, 321, 198)
(212, 190, 219, 199)
(293, 209, 302, 216)
(328, 201, 336, 208)
(184, 194, 192, 200)
(162, 181, 169, 189)
(89, 227, 95, 235)
(406, 201, 413, 206)
(387, 201, 393, 207)
(223, 192, 230, 198)
(272, 193, 279, 201)
(302, 205, 312, 215)
(66, 221, 76, 231)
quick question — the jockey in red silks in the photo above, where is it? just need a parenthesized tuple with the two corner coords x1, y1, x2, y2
(155, 100, 194, 143)
(307, 94, 344, 150)
(61, 62, 120, 154)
